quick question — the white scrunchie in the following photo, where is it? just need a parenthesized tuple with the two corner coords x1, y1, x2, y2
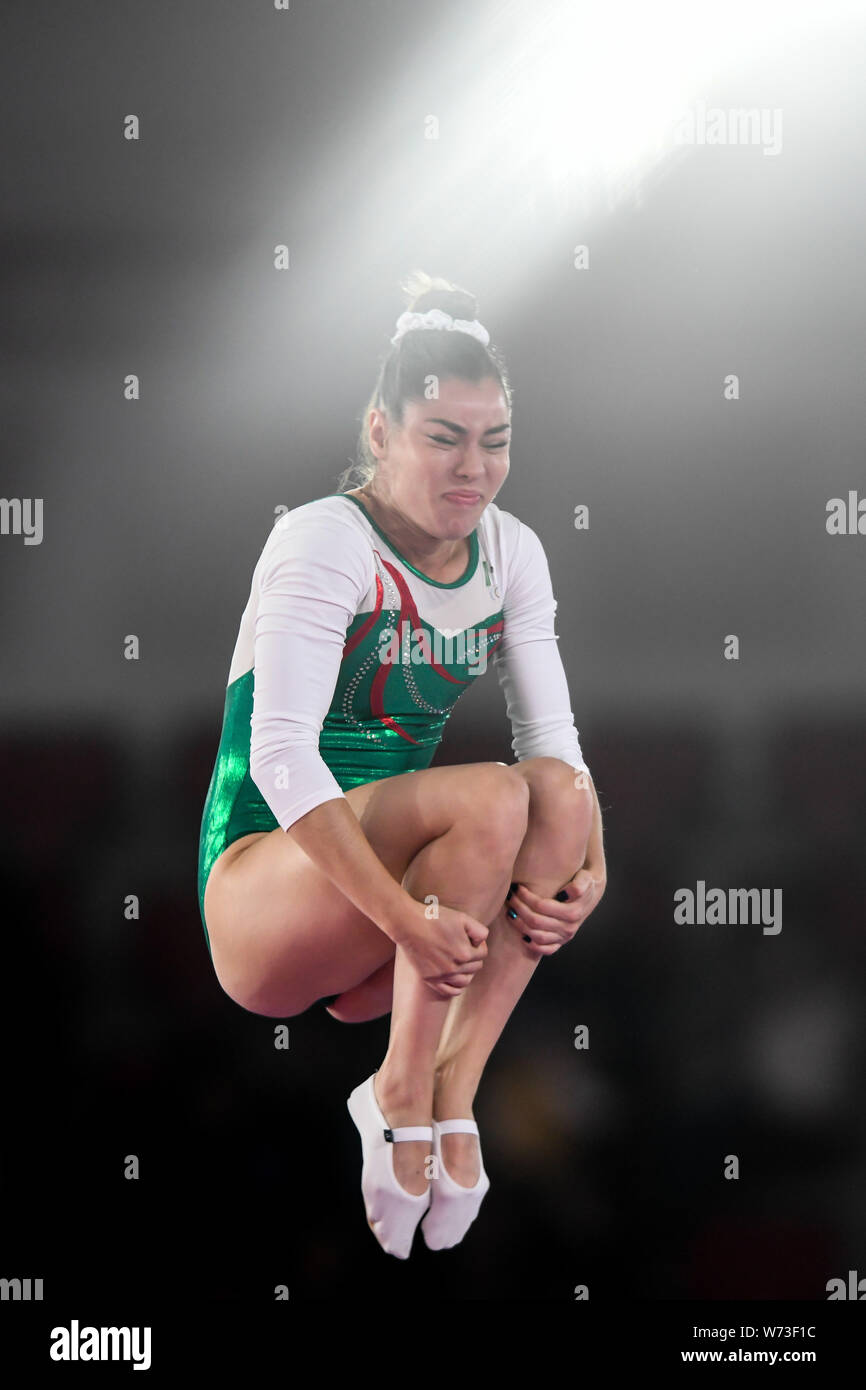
(391, 307, 490, 347)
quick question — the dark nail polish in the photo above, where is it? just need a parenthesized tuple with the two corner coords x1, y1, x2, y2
(523, 935, 531, 942)
(506, 908, 518, 920)
(555, 889, 569, 902)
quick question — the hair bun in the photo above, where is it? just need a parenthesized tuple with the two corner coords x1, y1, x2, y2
(401, 268, 478, 325)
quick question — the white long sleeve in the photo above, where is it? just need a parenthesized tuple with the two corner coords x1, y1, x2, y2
(493, 519, 590, 775)
(249, 508, 373, 830)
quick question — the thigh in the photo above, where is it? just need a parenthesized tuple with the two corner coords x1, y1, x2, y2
(203, 760, 519, 1015)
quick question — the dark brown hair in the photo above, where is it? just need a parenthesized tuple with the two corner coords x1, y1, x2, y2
(336, 270, 512, 491)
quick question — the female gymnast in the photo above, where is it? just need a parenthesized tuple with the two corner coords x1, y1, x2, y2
(197, 271, 607, 1259)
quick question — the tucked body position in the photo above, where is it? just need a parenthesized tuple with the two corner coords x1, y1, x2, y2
(197, 271, 607, 1259)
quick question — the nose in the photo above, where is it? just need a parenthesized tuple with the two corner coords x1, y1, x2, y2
(452, 443, 489, 480)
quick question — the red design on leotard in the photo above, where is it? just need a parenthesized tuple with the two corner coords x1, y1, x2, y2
(343, 572, 384, 657)
(346, 552, 504, 748)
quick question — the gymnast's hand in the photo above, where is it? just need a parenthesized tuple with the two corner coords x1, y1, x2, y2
(504, 866, 607, 958)
(397, 899, 489, 1000)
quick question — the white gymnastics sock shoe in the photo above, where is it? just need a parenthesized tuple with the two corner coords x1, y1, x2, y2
(421, 1118, 491, 1250)
(346, 1071, 433, 1260)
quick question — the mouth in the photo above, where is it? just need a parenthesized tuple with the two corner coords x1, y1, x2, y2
(443, 491, 483, 505)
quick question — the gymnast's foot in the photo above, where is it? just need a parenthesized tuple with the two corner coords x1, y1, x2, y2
(374, 1068, 434, 1195)
(437, 1125, 481, 1187)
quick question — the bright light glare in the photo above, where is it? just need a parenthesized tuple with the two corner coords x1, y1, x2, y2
(473, 0, 863, 210)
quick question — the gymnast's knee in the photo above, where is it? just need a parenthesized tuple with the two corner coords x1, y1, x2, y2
(516, 756, 592, 814)
(452, 762, 530, 851)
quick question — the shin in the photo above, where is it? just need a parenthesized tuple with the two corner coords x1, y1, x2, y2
(433, 758, 592, 1116)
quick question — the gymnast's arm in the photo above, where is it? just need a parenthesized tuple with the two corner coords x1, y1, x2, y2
(493, 519, 605, 873)
(248, 510, 422, 943)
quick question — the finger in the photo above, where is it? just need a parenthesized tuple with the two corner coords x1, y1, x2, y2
(464, 945, 492, 967)
(521, 928, 566, 946)
(428, 980, 462, 998)
(521, 937, 562, 957)
(453, 945, 489, 967)
(507, 903, 572, 942)
(510, 897, 581, 938)
(431, 965, 481, 988)
(441, 959, 484, 982)
(465, 928, 489, 948)
(512, 883, 578, 923)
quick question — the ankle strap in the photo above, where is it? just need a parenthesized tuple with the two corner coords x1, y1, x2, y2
(435, 1119, 479, 1137)
(385, 1125, 434, 1143)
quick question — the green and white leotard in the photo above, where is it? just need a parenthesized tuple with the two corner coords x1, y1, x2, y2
(197, 492, 589, 958)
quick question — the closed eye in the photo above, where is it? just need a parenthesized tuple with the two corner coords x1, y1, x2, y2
(429, 435, 509, 449)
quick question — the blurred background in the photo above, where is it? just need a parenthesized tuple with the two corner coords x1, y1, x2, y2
(2, 0, 865, 1301)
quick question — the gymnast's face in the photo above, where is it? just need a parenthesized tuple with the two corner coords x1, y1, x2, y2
(368, 375, 511, 539)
